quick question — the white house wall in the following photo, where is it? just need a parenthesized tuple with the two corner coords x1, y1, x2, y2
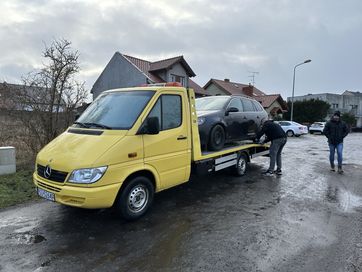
(167, 63, 188, 85)
(91, 53, 147, 100)
(204, 83, 228, 96)
(289, 92, 362, 127)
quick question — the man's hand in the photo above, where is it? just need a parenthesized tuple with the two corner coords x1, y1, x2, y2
(253, 138, 265, 145)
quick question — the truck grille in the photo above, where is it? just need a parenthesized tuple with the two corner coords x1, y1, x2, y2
(37, 164, 68, 183)
(37, 180, 62, 193)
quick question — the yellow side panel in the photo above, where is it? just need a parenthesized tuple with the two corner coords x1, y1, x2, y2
(94, 135, 144, 167)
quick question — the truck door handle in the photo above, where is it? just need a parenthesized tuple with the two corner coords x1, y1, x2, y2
(177, 135, 187, 140)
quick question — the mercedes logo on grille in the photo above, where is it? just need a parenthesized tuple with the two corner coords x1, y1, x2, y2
(44, 165, 52, 179)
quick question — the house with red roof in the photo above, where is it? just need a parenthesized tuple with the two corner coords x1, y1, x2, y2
(204, 78, 287, 118)
(91, 53, 207, 99)
(256, 94, 288, 117)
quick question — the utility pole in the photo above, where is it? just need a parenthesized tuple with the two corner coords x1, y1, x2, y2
(248, 71, 259, 86)
(290, 59, 312, 122)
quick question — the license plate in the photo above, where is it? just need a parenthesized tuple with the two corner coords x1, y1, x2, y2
(37, 188, 55, 202)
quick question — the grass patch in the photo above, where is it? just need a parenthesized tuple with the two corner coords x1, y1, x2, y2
(0, 169, 37, 208)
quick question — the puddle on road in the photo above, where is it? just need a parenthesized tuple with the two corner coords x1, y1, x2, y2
(0, 216, 39, 233)
(7, 233, 46, 245)
(325, 186, 362, 213)
(121, 220, 191, 272)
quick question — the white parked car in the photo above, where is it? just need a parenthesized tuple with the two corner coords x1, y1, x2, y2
(276, 121, 309, 137)
(309, 122, 326, 134)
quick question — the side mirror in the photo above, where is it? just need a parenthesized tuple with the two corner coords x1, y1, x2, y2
(138, 116, 160, 135)
(226, 107, 239, 116)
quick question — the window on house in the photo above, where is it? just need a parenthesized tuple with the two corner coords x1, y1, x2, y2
(147, 94, 182, 130)
(171, 74, 185, 86)
(332, 103, 339, 109)
(351, 105, 358, 110)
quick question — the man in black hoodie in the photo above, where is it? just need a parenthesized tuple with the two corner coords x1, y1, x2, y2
(323, 111, 349, 173)
(255, 120, 287, 176)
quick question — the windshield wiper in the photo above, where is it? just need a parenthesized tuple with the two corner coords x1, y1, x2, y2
(74, 121, 88, 128)
(84, 122, 112, 130)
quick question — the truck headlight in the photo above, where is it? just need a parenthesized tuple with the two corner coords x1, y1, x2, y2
(68, 166, 107, 184)
(198, 117, 206, 125)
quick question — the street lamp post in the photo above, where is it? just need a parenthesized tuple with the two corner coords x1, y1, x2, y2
(290, 59, 312, 122)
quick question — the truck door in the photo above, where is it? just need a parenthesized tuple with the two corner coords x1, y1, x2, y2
(142, 91, 190, 190)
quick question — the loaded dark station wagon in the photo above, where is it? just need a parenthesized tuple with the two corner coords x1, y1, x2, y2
(196, 95, 268, 151)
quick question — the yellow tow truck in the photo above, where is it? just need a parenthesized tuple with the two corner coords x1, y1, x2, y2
(33, 83, 269, 220)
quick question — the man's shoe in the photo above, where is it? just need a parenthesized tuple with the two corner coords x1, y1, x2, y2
(263, 170, 274, 176)
(338, 167, 344, 174)
(275, 169, 282, 175)
(330, 167, 335, 172)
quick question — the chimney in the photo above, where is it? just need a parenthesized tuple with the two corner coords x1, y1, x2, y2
(224, 78, 230, 82)
(243, 86, 254, 97)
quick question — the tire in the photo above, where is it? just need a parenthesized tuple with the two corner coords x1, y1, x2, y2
(286, 130, 294, 137)
(116, 176, 154, 221)
(310, 131, 314, 134)
(208, 124, 225, 151)
(234, 153, 248, 176)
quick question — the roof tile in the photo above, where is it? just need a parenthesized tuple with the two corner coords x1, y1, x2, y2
(123, 54, 204, 95)
(205, 78, 266, 96)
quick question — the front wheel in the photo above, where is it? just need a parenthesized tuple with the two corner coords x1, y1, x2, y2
(286, 130, 294, 137)
(116, 176, 154, 221)
(208, 124, 225, 151)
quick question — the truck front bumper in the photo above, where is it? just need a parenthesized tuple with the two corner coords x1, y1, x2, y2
(33, 174, 121, 209)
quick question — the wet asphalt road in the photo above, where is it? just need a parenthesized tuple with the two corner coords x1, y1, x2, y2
(1, 133, 362, 272)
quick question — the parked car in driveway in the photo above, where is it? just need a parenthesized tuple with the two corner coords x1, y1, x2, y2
(196, 95, 268, 151)
(309, 122, 326, 134)
(276, 121, 308, 137)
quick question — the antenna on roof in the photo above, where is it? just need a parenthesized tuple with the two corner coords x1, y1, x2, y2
(248, 71, 259, 86)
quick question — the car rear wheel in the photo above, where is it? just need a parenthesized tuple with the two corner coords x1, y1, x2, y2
(116, 176, 154, 221)
(286, 130, 294, 137)
(208, 124, 225, 151)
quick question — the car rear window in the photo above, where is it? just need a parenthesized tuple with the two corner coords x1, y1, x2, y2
(252, 100, 264, 111)
(241, 98, 255, 112)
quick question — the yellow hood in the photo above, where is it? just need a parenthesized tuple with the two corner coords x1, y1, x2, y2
(36, 129, 127, 172)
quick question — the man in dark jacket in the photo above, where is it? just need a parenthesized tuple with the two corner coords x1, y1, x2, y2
(255, 120, 287, 176)
(323, 111, 349, 173)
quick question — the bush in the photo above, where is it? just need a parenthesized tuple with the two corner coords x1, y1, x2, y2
(0, 169, 37, 208)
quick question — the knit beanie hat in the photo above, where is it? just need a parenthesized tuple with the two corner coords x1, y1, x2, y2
(334, 111, 341, 117)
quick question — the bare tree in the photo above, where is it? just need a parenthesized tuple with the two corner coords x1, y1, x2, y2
(3, 38, 88, 154)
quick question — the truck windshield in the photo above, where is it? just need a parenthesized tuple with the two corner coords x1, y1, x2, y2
(76, 91, 155, 130)
(196, 96, 230, 111)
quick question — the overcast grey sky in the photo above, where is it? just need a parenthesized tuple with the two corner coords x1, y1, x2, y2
(1, 0, 362, 99)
